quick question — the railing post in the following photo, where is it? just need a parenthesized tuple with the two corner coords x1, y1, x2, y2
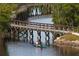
(15, 28, 19, 41)
(45, 31, 50, 46)
(51, 32, 56, 44)
(10, 28, 13, 41)
(13, 27, 16, 41)
(25, 29, 28, 42)
(29, 29, 34, 44)
(37, 30, 41, 46)
(17, 28, 19, 41)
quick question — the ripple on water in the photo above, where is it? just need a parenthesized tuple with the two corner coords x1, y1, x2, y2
(6, 42, 60, 56)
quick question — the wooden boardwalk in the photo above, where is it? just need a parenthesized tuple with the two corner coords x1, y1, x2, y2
(10, 20, 72, 33)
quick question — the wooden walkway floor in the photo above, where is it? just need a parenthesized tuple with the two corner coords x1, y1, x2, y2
(10, 20, 72, 33)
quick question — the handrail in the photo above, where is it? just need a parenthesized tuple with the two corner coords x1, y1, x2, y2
(10, 20, 79, 33)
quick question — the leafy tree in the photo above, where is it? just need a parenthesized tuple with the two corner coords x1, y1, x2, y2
(52, 4, 79, 28)
(0, 4, 17, 32)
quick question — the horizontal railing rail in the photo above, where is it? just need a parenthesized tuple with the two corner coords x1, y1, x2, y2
(10, 20, 79, 33)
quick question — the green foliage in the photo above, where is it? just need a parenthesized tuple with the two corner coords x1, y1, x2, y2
(0, 4, 17, 22)
(52, 4, 79, 27)
(60, 33, 79, 41)
(36, 4, 51, 15)
(0, 4, 17, 32)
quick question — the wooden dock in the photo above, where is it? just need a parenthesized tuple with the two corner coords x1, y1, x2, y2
(10, 20, 72, 33)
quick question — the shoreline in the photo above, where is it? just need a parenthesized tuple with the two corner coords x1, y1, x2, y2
(54, 35, 79, 49)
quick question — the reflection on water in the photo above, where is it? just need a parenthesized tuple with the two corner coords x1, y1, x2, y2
(19, 16, 54, 45)
(7, 16, 79, 56)
(29, 15, 53, 24)
(6, 42, 79, 56)
(29, 16, 54, 45)
(55, 46, 79, 56)
(6, 42, 59, 56)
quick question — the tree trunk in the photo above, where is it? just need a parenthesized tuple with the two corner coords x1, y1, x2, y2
(0, 32, 8, 56)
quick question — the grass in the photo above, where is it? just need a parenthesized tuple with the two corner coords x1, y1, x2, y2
(60, 33, 79, 41)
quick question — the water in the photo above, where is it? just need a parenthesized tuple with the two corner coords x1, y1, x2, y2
(28, 15, 53, 24)
(6, 15, 79, 56)
(19, 16, 54, 45)
(7, 16, 57, 56)
(6, 42, 60, 56)
(30, 16, 53, 45)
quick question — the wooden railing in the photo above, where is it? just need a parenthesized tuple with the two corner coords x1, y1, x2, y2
(10, 20, 79, 33)
(11, 20, 54, 28)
